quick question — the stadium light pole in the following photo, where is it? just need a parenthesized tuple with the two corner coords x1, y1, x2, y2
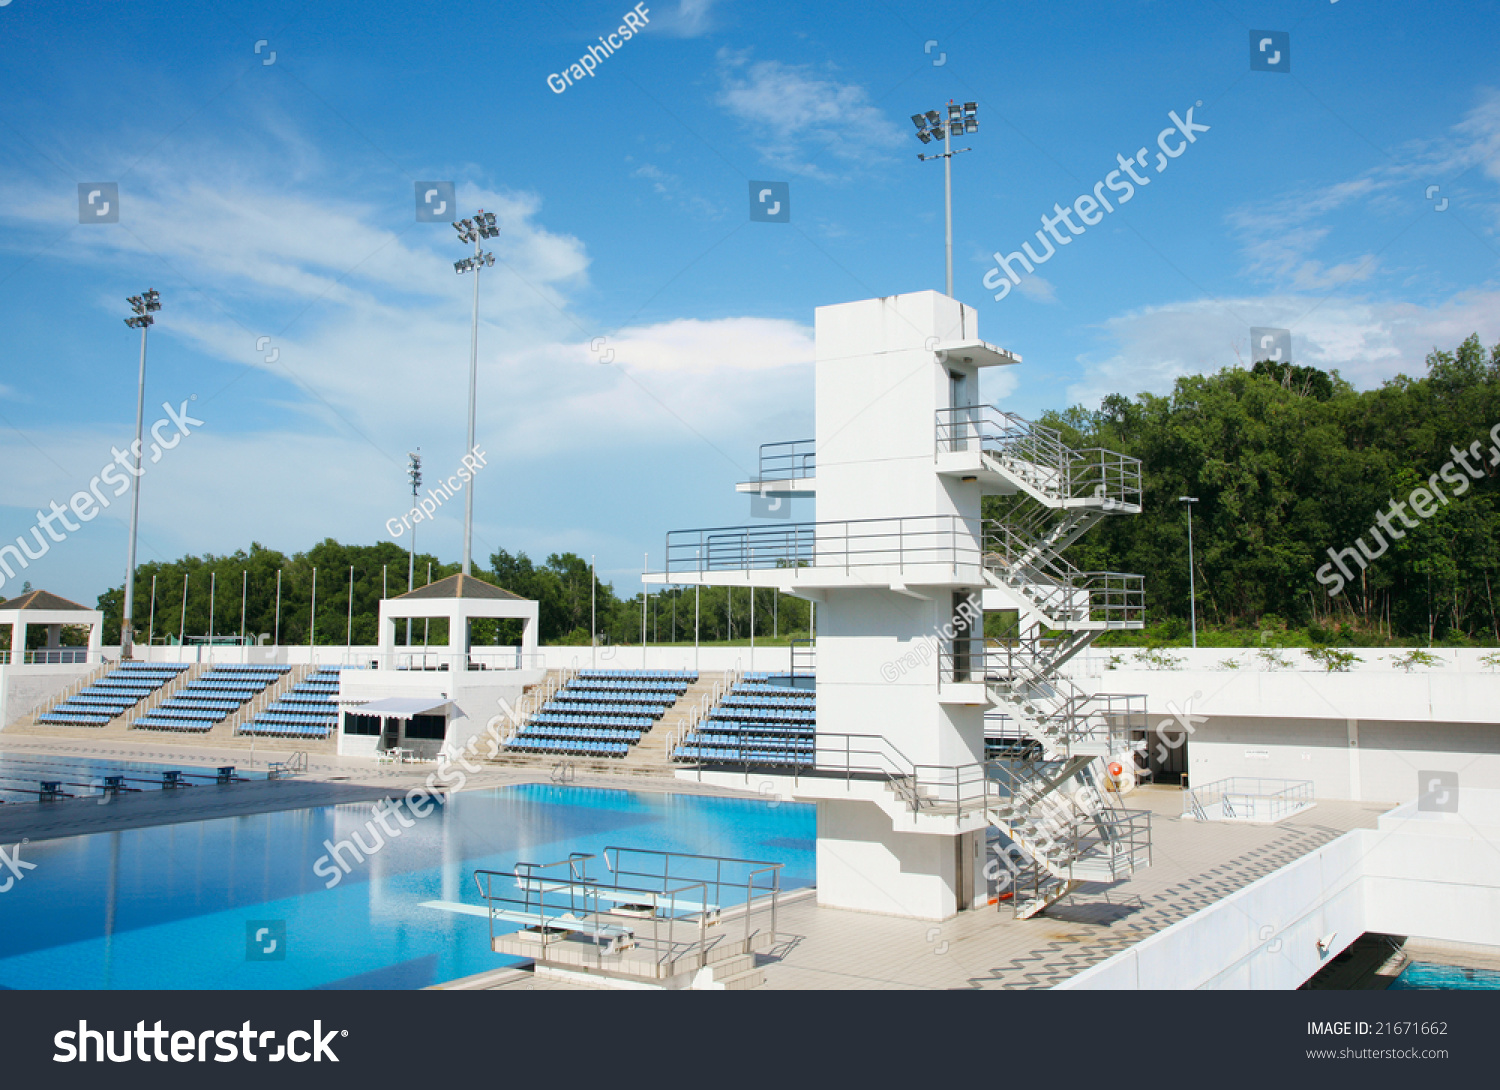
(1180, 496, 1199, 649)
(406, 451, 422, 648)
(912, 104, 976, 297)
(452, 211, 499, 576)
(121, 289, 161, 658)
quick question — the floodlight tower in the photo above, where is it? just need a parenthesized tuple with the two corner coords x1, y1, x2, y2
(452, 210, 499, 576)
(912, 102, 977, 297)
(406, 450, 422, 648)
(120, 288, 161, 659)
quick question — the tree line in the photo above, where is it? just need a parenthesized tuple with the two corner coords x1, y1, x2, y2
(1021, 334, 1500, 646)
(71, 540, 811, 649)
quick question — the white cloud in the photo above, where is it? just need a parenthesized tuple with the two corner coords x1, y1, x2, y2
(1228, 89, 1500, 290)
(1065, 288, 1500, 408)
(1016, 275, 1058, 304)
(629, 161, 724, 219)
(715, 50, 904, 181)
(652, 0, 723, 37)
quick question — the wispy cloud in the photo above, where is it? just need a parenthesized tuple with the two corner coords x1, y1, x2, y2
(652, 0, 724, 38)
(629, 160, 724, 219)
(1228, 89, 1500, 292)
(715, 49, 904, 181)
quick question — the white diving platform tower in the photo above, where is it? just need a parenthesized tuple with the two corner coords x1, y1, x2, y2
(646, 291, 1152, 921)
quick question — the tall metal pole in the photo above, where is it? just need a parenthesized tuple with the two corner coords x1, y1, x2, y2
(121, 322, 149, 658)
(641, 553, 647, 649)
(943, 121, 954, 297)
(590, 555, 597, 667)
(274, 569, 282, 646)
(178, 574, 187, 646)
(309, 567, 317, 648)
(147, 575, 156, 648)
(208, 571, 216, 643)
(1181, 498, 1199, 649)
(463, 240, 480, 576)
(240, 569, 247, 643)
(407, 451, 421, 647)
(694, 560, 700, 676)
(347, 564, 354, 648)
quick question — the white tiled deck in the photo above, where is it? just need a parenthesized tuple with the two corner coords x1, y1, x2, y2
(475, 786, 1389, 990)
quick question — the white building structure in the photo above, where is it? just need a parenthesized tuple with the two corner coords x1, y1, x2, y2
(647, 291, 1153, 920)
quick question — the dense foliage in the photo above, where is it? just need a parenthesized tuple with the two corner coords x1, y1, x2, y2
(1019, 334, 1500, 645)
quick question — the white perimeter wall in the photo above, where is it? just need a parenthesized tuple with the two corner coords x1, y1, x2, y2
(0, 663, 96, 727)
(1059, 791, 1500, 989)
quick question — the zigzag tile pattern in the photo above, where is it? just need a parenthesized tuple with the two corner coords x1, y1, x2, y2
(967, 822, 1347, 989)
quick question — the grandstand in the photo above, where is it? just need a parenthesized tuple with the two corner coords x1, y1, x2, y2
(673, 673, 815, 767)
(505, 669, 695, 759)
(239, 666, 352, 740)
(132, 665, 290, 733)
(36, 662, 189, 727)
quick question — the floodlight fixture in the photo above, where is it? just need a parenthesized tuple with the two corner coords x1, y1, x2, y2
(912, 102, 978, 297)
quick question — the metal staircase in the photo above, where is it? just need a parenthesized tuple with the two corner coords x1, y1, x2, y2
(945, 404, 1152, 916)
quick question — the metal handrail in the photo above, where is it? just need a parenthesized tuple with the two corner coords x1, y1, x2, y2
(663, 514, 983, 576)
(1183, 777, 1313, 822)
(982, 521, 1145, 628)
(753, 439, 816, 482)
(934, 405, 1141, 508)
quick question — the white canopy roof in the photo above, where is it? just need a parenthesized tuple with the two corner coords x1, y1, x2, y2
(342, 696, 451, 719)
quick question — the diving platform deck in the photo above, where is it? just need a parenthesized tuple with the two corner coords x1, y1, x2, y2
(462, 788, 1388, 990)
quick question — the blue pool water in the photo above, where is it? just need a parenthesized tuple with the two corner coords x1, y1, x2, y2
(1390, 961, 1500, 990)
(0, 784, 814, 989)
(0, 751, 267, 804)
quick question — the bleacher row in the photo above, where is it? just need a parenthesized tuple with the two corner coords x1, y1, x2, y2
(674, 676, 815, 768)
(238, 666, 355, 739)
(37, 663, 190, 727)
(504, 670, 699, 758)
(134, 666, 291, 732)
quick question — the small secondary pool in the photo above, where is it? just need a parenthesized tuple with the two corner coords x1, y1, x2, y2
(0, 751, 267, 804)
(0, 783, 814, 989)
(1390, 961, 1500, 990)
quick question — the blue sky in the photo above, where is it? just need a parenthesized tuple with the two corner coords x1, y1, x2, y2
(2, 0, 1498, 606)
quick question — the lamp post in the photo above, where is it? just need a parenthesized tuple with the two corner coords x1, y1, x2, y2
(406, 451, 422, 647)
(121, 289, 161, 658)
(452, 211, 498, 576)
(1180, 496, 1200, 649)
(912, 103, 977, 297)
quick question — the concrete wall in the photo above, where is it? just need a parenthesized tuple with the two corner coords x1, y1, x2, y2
(0, 663, 96, 727)
(816, 798, 978, 920)
(1060, 790, 1500, 989)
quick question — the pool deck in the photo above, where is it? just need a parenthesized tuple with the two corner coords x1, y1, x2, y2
(468, 787, 1390, 990)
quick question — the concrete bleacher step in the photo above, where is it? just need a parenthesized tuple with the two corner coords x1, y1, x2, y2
(618, 672, 732, 774)
(5, 662, 208, 740)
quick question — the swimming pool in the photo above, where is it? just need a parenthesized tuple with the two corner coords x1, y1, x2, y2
(1390, 961, 1500, 990)
(0, 783, 814, 989)
(0, 751, 268, 804)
